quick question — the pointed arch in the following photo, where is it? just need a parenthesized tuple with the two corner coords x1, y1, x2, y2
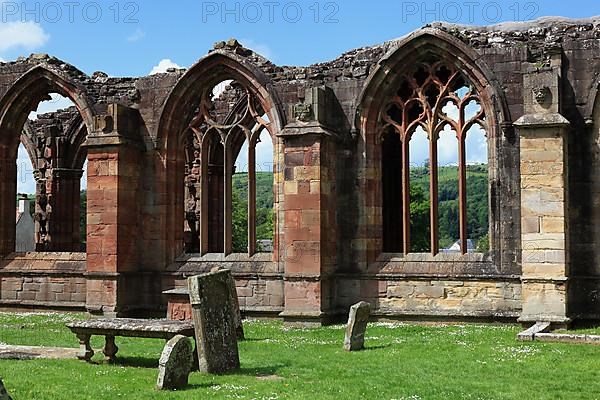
(63, 114, 88, 170)
(358, 28, 510, 135)
(157, 51, 285, 160)
(0, 64, 95, 255)
(356, 27, 513, 265)
(156, 50, 285, 262)
(0, 65, 95, 153)
(20, 121, 39, 172)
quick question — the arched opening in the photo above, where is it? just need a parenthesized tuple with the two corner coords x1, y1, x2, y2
(437, 124, 459, 252)
(159, 53, 284, 261)
(24, 93, 88, 253)
(180, 79, 274, 256)
(378, 60, 489, 255)
(381, 127, 403, 253)
(0, 67, 94, 256)
(15, 138, 36, 252)
(409, 126, 431, 253)
(253, 127, 275, 253)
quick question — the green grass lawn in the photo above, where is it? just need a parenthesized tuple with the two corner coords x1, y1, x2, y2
(1, 313, 600, 399)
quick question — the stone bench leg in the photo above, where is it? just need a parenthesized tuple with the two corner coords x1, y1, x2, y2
(76, 333, 94, 362)
(103, 335, 119, 363)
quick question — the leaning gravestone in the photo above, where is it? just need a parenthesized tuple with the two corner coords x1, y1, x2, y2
(343, 301, 371, 351)
(0, 379, 12, 400)
(156, 335, 193, 390)
(210, 266, 245, 340)
(188, 270, 240, 374)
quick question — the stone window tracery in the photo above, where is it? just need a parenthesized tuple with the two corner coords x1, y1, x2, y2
(184, 80, 272, 256)
(380, 61, 487, 255)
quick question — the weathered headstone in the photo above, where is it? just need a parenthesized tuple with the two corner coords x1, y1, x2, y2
(0, 379, 12, 400)
(156, 335, 193, 390)
(211, 266, 245, 340)
(343, 301, 371, 351)
(188, 270, 240, 374)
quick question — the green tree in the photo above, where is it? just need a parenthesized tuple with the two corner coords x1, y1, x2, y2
(231, 185, 249, 253)
(409, 184, 431, 252)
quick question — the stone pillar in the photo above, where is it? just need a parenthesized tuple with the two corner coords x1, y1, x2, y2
(84, 104, 143, 315)
(0, 145, 17, 256)
(48, 168, 84, 252)
(515, 68, 571, 327)
(278, 87, 339, 325)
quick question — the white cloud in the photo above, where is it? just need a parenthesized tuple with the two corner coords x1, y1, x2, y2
(409, 127, 430, 168)
(29, 94, 75, 120)
(239, 38, 275, 61)
(0, 21, 49, 53)
(409, 124, 488, 169)
(127, 28, 145, 43)
(149, 59, 182, 75)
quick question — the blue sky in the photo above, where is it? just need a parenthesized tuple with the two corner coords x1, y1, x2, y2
(1, 1, 598, 75)
(6, 0, 599, 193)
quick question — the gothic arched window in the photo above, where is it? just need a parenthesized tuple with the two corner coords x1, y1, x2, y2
(380, 61, 488, 255)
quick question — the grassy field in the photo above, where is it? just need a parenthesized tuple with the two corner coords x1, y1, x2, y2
(1, 313, 600, 399)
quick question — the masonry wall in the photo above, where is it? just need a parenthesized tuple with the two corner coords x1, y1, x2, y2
(2, 17, 600, 323)
(0, 253, 86, 310)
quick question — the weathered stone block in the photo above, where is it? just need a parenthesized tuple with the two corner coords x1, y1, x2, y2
(188, 270, 240, 374)
(343, 301, 370, 351)
(156, 335, 193, 390)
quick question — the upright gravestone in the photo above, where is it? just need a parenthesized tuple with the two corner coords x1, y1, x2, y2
(188, 270, 240, 374)
(0, 379, 12, 400)
(156, 335, 193, 390)
(343, 301, 371, 351)
(210, 266, 245, 340)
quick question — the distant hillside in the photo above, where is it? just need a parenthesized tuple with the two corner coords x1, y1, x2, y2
(410, 164, 489, 251)
(231, 166, 489, 252)
(232, 172, 274, 252)
(20, 169, 487, 253)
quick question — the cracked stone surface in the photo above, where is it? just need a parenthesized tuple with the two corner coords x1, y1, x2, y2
(0, 344, 78, 360)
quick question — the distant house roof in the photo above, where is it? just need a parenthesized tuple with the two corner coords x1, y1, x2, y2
(443, 239, 475, 253)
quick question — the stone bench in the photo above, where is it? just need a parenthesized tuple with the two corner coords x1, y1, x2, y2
(66, 318, 195, 363)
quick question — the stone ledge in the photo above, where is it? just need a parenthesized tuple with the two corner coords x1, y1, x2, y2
(175, 253, 274, 263)
(520, 276, 568, 283)
(337, 273, 521, 282)
(0, 270, 86, 277)
(164, 272, 284, 280)
(0, 299, 85, 310)
(535, 332, 600, 344)
(374, 308, 521, 319)
(376, 252, 489, 262)
(517, 315, 571, 324)
(167, 258, 280, 275)
(2, 252, 86, 261)
(514, 113, 570, 129)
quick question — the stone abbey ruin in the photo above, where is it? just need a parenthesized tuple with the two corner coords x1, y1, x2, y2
(1, 16, 600, 327)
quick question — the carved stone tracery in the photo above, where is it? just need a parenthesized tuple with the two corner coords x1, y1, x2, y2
(25, 107, 86, 251)
(379, 60, 487, 255)
(183, 80, 270, 255)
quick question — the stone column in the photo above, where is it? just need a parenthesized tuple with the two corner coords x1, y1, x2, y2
(0, 145, 17, 256)
(84, 104, 143, 315)
(48, 168, 84, 252)
(515, 68, 571, 327)
(278, 87, 340, 325)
